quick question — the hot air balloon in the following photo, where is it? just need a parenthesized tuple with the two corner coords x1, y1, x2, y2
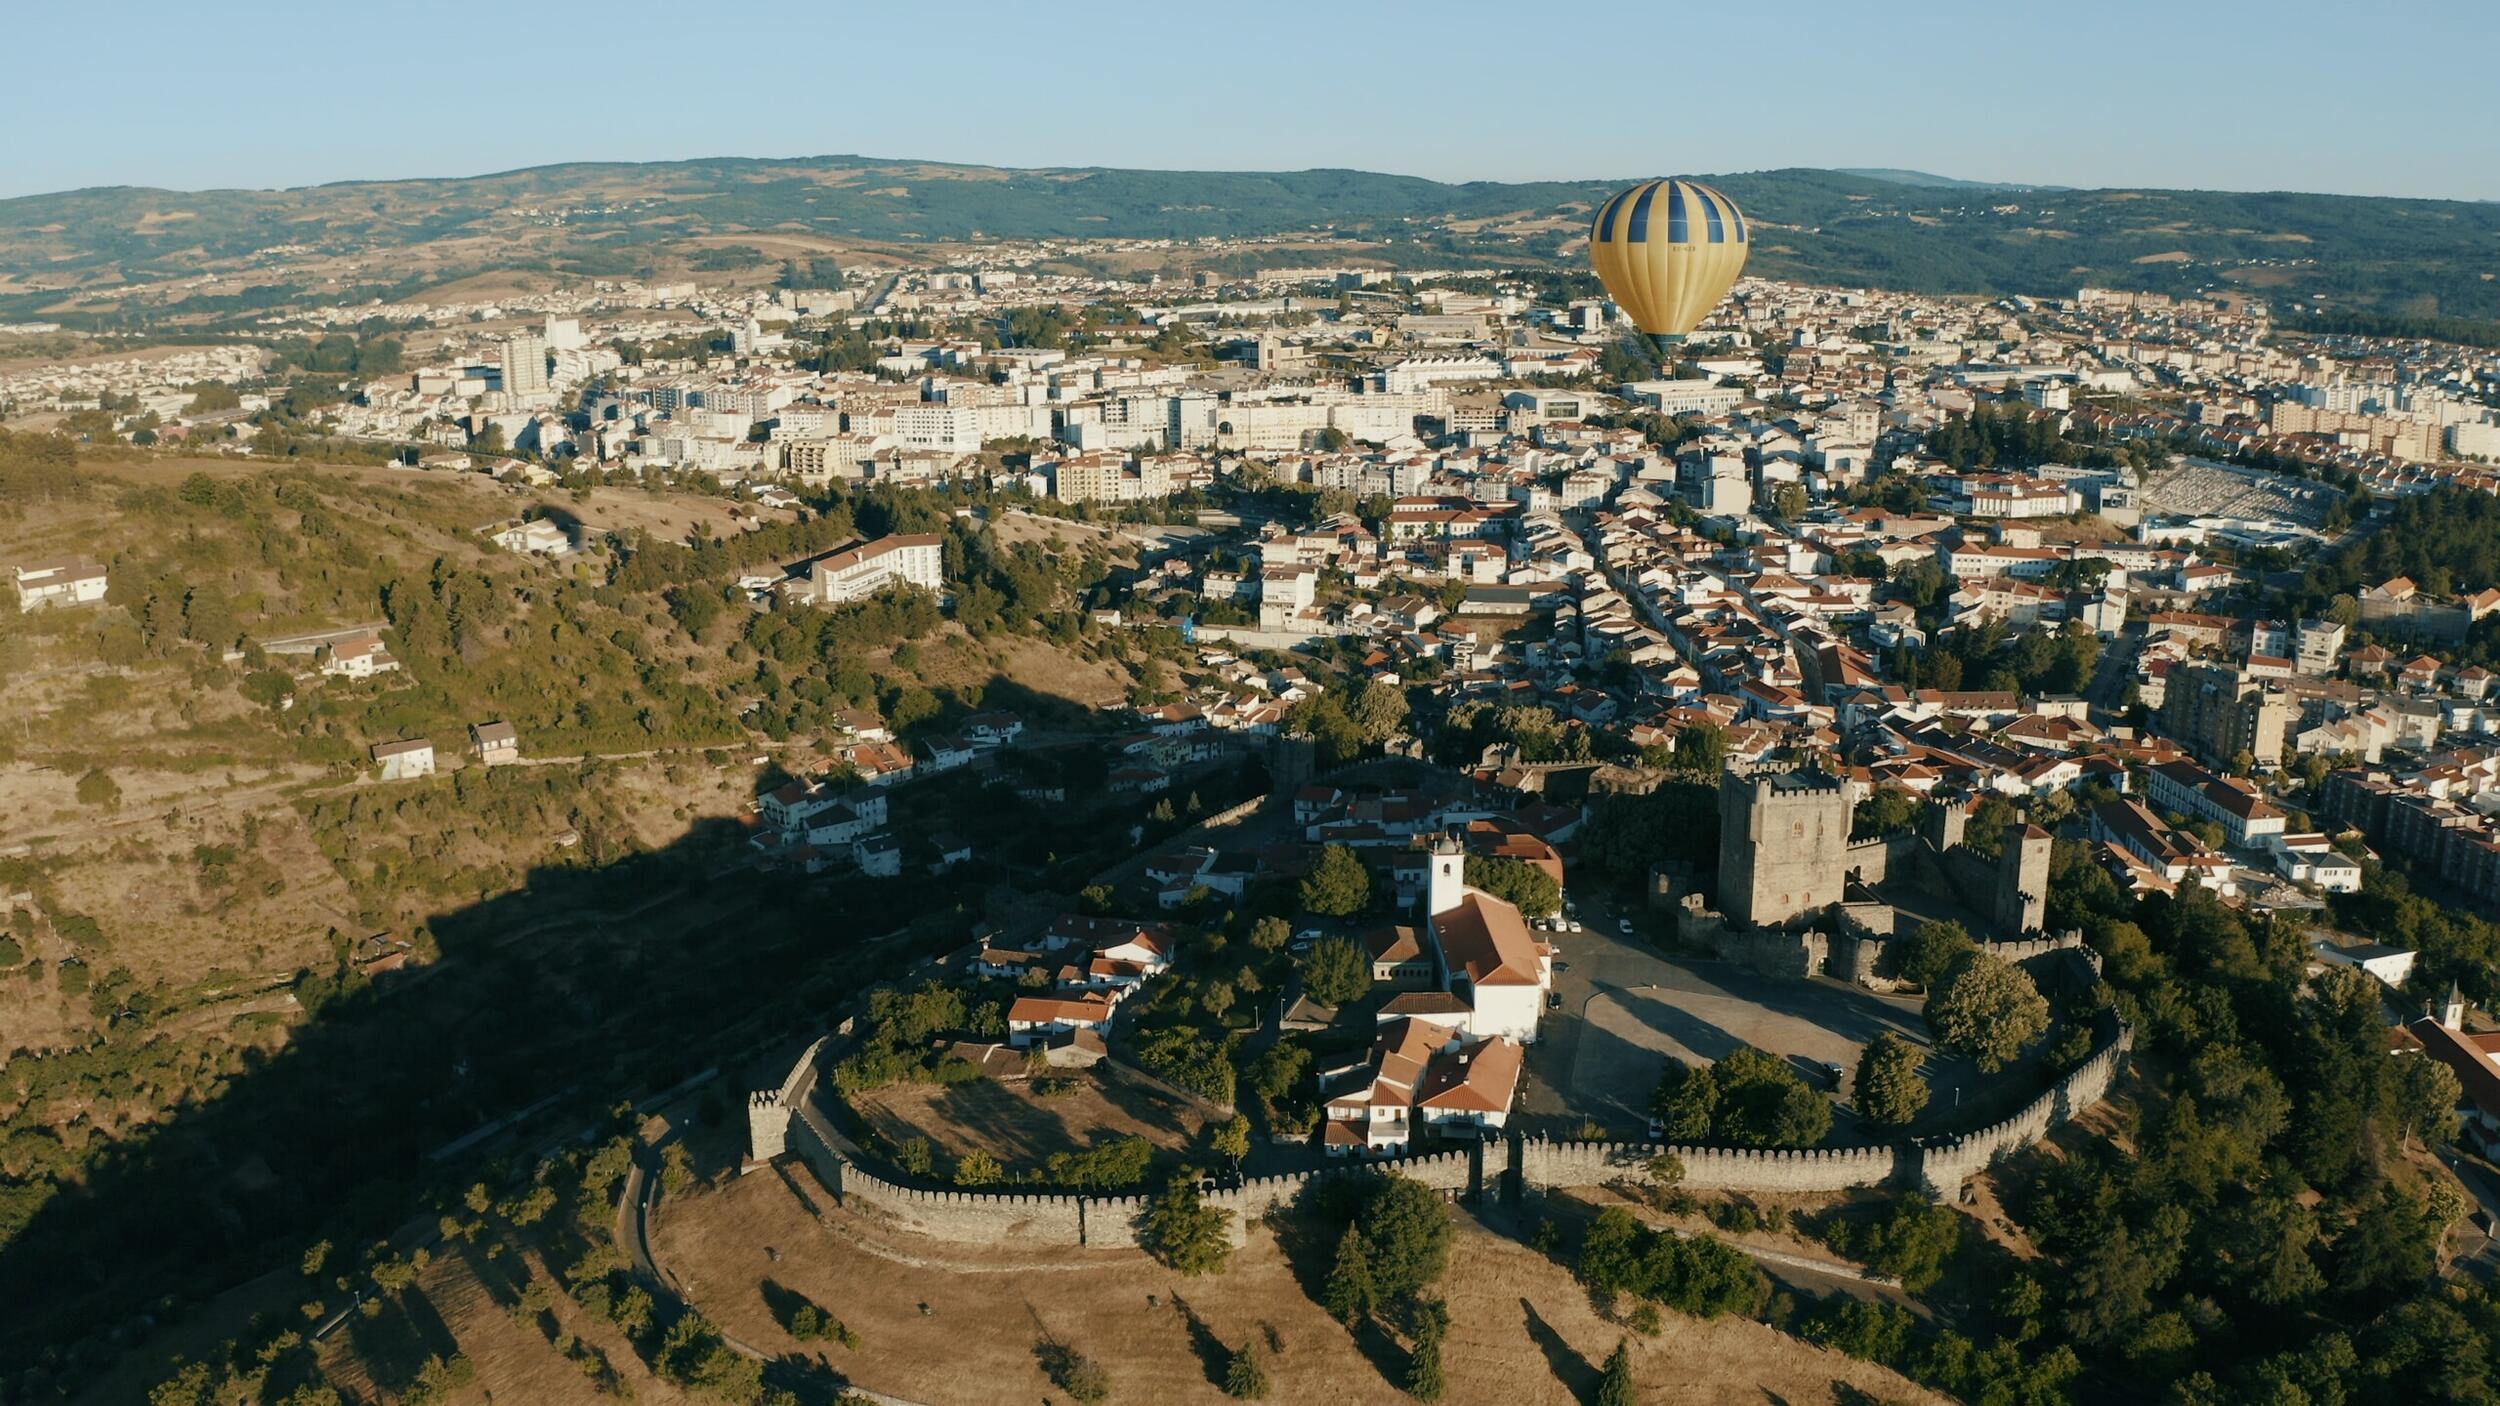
(1586, 177, 1749, 349)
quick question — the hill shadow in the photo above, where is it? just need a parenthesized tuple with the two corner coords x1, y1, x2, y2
(0, 805, 995, 1392)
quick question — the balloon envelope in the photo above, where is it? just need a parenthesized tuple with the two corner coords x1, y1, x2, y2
(1587, 178, 1750, 340)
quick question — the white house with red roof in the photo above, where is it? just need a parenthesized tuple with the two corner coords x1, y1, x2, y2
(1006, 993, 1116, 1048)
(1321, 1016, 1525, 1156)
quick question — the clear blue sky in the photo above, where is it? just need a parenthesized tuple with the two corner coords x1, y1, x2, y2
(8, 0, 2495, 203)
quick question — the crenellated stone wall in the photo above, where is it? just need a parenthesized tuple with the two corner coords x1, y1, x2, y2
(784, 1085, 1477, 1250)
(1982, 930, 2089, 969)
(832, 1159, 1091, 1245)
(1917, 1022, 2133, 1198)
(1842, 831, 1916, 887)
(762, 951, 2133, 1246)
(1518, 1137, 1906, 1195)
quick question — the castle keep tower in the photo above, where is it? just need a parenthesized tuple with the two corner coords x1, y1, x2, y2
(1718, 766, 1854, 929)
(1993, 823, 2052, 937)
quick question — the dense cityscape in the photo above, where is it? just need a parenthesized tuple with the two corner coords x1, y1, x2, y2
(6, 18, 2500, 1404)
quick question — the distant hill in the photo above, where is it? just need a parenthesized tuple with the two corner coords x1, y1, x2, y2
(1834, 167, 2064, 192)
(1, 156, 2494, 324)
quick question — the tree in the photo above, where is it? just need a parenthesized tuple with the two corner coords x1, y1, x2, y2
(1224, 1340, 1270, 1400)
(1302, 936, 1370, 1006)
(1290, 692, 1366, 768)
(1669, 723, 1727, 779)
(2392, 1054, 2462, 1151)
(1403, 1297, 1450, 1402)
(1650, 1059, 1719, 1141)
(1926, 951, 2049, 1072)
(1300, 844, 1371, 917)
(1211, 1115, 1251, 1176)
(1249, 916, 1292, 952)
(954, 1150, 1003, 1186)
(1358, 1174, 1454, 1302)
(1772, 482, 1808, 521)
(1353, 679, 1410, 745)
(1822, 1198, 1962, 1292)
(1465, 856, 1560, 918)
(1404, 1339, 1445, 1402)
(1895, 920, 1976, 989)
(1596, 1338, 1636, 1406)
(1142, 1177, 1234, 1276)
(1854, 1033, 1930, 1128)
(1710, 1046, 1833, 1149)
(1324, 1222, 1378, 1323)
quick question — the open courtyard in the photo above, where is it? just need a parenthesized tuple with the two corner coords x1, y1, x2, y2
(846, 1065, 1211, 1169)
(1519, 888, 2012, 1141)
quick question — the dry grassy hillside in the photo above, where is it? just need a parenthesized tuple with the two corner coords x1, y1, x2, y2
(638, 1171, 1944, 1406)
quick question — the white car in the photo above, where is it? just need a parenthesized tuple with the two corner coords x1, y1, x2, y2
(1618, 919, 1634, 935)
(1568, 920, 1583, 933)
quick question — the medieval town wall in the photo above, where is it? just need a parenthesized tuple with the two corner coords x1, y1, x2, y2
(1918, 1023, 2132, 1196)
(1517, 1137, 1904, 1195)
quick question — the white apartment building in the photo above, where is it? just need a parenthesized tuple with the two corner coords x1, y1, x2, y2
(2295, 619, 2347, 676)
(804, 534, 945, 605)
(499, 331, 550, 399)
(1623, 379, 1744, 417)
(1376, 355, 1501, 394)
(890, 404, 984, 456)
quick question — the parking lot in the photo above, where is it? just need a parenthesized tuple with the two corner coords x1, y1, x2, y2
(2138, 456, 2337, 529)
(1517, 887, 1984, 1141)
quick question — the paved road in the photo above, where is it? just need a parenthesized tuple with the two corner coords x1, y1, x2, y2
(258, 622, 390, 655)
(2083, 621, 2143, 722)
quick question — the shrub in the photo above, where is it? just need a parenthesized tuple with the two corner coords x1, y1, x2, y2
(1224, 1341, 1270, 1400)
(74, 768, 121, 811)
(1822, 1199, 1963, 1293)
(1037, 1341, 1111, 1404)
(1577, 1207, 1765, 1319)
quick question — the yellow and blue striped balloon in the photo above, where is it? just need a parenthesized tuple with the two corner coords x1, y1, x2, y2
(1587, 177, 1750, 344)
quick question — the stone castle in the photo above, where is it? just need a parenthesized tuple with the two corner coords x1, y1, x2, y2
(748, 950, 2131, 1242)
(1689, 762, 2057, 980)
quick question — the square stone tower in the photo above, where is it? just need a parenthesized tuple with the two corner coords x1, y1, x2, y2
(1718, 765, 1855, 929)
(1993, 823, 2053, 937)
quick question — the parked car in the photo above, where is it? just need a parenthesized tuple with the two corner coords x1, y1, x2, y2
(1547, 991, 1564, 1011)
(1618, 919, 1634, 935)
